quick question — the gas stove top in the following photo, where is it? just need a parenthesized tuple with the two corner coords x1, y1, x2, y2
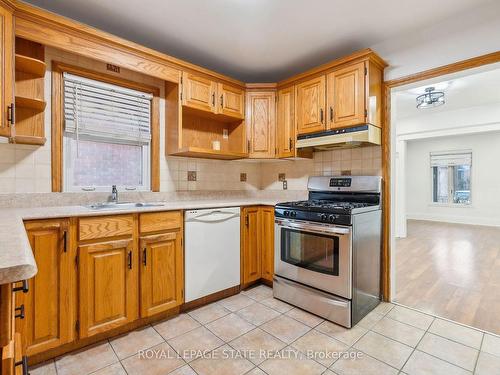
(279, 200, 374, 212)
(275, 176, 382, 225)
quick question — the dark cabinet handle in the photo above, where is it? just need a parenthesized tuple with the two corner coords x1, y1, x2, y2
(127, 251, 132, 269)
(142, 248, 147, 266)
(15, 355, 29, 375)
(212, 93, 215, 107)
(13, 280, 29, 294)
(289, 138, 293, 151)
(7, 103, 15, 125)
(63, 230, 68, 252)
(330, 106, 334, 122)
(220, 94, 224, 108)
(15, 304, 25, 319)
(320, 108, 324, 123)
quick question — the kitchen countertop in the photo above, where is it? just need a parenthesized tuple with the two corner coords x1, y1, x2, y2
(0, 194, 303, 285)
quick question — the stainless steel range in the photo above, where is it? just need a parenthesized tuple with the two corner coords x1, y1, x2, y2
(273, 175, 382, 328)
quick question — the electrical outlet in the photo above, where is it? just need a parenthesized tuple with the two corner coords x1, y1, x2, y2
(240, 173, 247, 182)
(278, 173, 286, 182)
(187, 171, 197, 181)
(223, 129, 229, 139)
(283, 180, 288, 190)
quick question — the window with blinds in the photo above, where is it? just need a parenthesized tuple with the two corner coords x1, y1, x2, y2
(430, 151, 472, 205)
(63, 73, 153, 192)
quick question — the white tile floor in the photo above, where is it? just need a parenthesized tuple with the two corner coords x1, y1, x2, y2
(30, 285, 500, 375)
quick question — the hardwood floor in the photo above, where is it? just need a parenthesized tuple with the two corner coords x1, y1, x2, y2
(395, 219, 500, 335)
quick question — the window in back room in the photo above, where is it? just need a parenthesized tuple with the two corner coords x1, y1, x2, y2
(430, 150, 471, 205)
(62, 73, 153, 192)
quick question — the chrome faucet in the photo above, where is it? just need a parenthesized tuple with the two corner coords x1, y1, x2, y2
(111, 185, 118, 203)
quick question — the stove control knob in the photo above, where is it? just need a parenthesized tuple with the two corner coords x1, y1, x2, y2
(290, 211, 297, 218)
(321, 214, 328, 221)
(284, 210, 290, 216)
(329, 215, 335, 222)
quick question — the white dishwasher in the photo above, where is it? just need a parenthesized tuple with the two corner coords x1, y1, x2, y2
(184, 207, 240, 302)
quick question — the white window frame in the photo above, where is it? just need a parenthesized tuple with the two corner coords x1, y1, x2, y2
(62, 72, 153, 193)
(63, 133, 151, 193)
(430, 151, 472, 206)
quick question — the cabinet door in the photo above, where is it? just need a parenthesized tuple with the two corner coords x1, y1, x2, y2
(327, 62, 366, 128)
(182, 72, 217, 113)
(241, 207, 261, 285)
(246, 91, 276, 158)
(0, 4, 13, 137)
(260, 207, 275, 282)
(140, 232, 183, 317)
(296, 75, 326, 135)
(276, 87, 295, 158)
(217, 83, 244, 119)
(18, 220, 74, 356)
(79, 239, 138, 338)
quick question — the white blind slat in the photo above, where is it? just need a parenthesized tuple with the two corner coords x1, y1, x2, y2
(430, 151, 472, 167)
(63, 73, 152, 143)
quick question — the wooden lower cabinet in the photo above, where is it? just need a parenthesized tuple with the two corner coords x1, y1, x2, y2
(241, 206, 275, 285)
(140, 232, 184, 317)
(17, 220, 74, 356)
(260, 207, 275, 282)
(78, 239, 138, 338)
(241, 207, 261, 285)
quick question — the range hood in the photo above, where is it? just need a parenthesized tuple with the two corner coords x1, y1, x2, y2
(295, 124, 381, 150)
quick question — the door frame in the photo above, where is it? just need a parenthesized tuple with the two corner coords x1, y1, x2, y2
(380, 50, 500, 301)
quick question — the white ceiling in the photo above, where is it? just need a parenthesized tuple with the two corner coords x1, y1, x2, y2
(393, 63, 500, 120)
(24, 0, 496, 81)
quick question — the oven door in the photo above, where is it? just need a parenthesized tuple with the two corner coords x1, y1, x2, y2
(274, 218, 352, 299)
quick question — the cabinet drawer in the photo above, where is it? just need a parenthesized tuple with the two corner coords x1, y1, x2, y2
(79, 215, 134, 241)
(139, 211, 182, 234)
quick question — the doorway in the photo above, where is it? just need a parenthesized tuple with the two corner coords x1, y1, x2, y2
(389, 61, 500, 334)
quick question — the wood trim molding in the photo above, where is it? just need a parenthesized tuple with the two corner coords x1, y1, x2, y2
(384, 51, 500, 89)
(51, 61, 161, 192)
(380, 50, 500, 302)
(278, 48, 388, 87)
(12, 0, 245, 87)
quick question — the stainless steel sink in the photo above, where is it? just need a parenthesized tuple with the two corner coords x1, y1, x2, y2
(87, 202, 164, 210)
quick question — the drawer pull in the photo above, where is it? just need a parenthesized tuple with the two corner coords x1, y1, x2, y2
(15, 355, 29, 375)
(13, 280, 29, 293)
(15, 304, 25, 319)
(142, 248, 147, 266)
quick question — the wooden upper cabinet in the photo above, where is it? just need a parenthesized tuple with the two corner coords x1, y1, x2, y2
(246, 91, 276, 158)
(327, 61, 366, 129)
(217, 83, 244, 119)
(78, 239, 138, 338)
(241, 206, 261, 285)
(140, 232, 184, 317)
(276, 86, 295, 158)
(19, 220, 74, 356)
(182, 72, 217, 113)
(260, 207, 275, 282)
(296, 75, 326, 135)
(0, 3, 14, 137)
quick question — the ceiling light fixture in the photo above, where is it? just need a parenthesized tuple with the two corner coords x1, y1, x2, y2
(416, 87, 445, 109)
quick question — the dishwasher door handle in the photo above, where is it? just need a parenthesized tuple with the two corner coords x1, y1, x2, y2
(186, 210, 239, 223)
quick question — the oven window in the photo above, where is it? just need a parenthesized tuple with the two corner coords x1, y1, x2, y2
(281, 228, 339, 276)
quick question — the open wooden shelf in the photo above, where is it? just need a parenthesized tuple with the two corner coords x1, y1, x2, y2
(171, 147, 248, 160)
(15, 54, 46, 78)
(9, 135, 46, 146)
(15, 96, 47, 111)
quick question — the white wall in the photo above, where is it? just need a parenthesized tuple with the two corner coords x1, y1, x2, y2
(406, 131, 500, 226)
(372, 1, 500, 81)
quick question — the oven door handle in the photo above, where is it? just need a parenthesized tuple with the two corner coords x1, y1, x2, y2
(275, 219, 351, 235)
